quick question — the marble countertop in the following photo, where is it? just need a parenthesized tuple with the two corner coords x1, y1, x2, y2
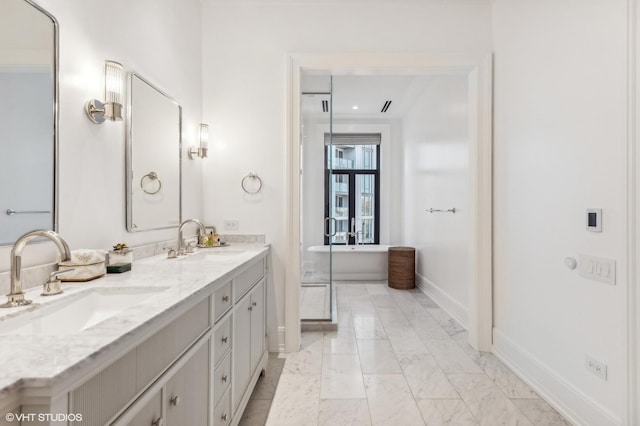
(0, 243, 269, 399)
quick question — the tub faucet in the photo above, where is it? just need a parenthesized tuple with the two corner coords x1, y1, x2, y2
(1, 229, 71, 308)
(177, 219, 206, 255)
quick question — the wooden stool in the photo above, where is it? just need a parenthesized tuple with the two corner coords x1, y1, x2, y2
(388, 247, 415, 289)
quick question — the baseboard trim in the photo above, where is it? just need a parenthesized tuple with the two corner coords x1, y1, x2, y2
(492, 329, 620, 426)
(415, 272, 468, 329)
(276, 326, 286, 353)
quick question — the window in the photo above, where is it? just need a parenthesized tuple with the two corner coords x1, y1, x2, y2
(325, 133, 381, 245)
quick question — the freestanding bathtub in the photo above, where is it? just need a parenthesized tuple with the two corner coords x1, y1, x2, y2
(307, 245, 391, 281)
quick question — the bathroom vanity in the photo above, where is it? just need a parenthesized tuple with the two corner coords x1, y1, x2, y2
(0, 244, 269, 426)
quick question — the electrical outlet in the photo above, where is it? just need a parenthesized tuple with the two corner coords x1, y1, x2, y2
(585, 355, 607, 380)
(224, 219, 239, 231)
(578, 255, 616, 285)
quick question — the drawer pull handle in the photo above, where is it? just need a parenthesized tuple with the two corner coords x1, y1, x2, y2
(151, 417, 163, 426)
(221, 374, 228, 382)
(170, 395, 180, 406)
(248, 306, 253, 311)
(221, 413, 228, 421)
(221, 336, 228, 343)
(222, 295, 229, 302)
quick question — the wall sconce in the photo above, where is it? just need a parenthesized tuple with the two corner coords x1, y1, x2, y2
(188, 124, 209, 159)
(86, 60, 124, 124)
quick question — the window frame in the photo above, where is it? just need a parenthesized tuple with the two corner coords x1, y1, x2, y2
(324, 144, 380, 245)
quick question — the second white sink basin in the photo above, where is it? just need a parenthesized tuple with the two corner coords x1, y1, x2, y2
(0, 287, 168, 336)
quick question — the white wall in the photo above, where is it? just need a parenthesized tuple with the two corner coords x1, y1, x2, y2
(401, 75, 470, 325)
(0, 0, 203, 271)
(492, 1, 628, 424)
(201, 0, 492, 351)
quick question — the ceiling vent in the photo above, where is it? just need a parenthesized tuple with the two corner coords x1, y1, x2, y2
(322, 100, 329, 113)
(381, 100, 392, 113)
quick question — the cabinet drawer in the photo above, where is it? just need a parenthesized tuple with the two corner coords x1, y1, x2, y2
(214, 389, 232, 426)
(213, 315, 232, 367)
(234, 260, 264, 302)
(110, 385, 162, 426)
(213, 351, 232, 407)
(213, 281, 232, 322)
(136, 298, 210, 391)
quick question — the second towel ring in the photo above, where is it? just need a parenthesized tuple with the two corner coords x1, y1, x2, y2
(241, 172, 263, 194)
(141, 171, 162, 195)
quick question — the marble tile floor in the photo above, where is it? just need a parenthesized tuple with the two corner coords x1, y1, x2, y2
(300, 284, 331, 320)
(266, 282, 571, 426)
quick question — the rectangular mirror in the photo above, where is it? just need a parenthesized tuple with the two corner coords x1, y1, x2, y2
(0, 0, 57, 245)
(126, 73, 181, 232)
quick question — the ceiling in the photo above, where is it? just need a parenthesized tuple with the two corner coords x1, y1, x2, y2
(301, 74, 436, 120)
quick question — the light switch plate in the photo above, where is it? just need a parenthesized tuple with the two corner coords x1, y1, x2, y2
(578, 254, 615, 285)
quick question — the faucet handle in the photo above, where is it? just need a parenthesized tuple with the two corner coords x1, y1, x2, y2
(42, 268, 74, 296)
(185, 241, 196, 254)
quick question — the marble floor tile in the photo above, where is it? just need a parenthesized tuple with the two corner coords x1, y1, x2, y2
(323, 353, 362, 375)
(416, 399, 478, 426)
(386, 326, 430, 354)
(475, 353, 538, 399)
(510, 398, 571, 426)
(376, 306, 410, 328)
(321, 354, 366, 399)
(353, 315, 387, 339)
(424, 339, 483, 374)
(366, 283, 390, 296)
(324, 328, 359, 354)
(266, 374, 321, 426)
(363, 374, 425, 425)
(300, 285, 330, 319)
(450, 331, 481, 362)
(266, 284, 570, 426)
(425, 308, 465, 337)
(448, 374, 533, 426)
(406, 311, 452, 341)
(318, 399, 372, 426)
(283, 337, 323, 375)
(357, 339, 402, 374)
(398, 354, 459, 399)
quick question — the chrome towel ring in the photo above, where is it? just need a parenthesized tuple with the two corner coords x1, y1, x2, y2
(241, 172, 263, 194)
(141, 171, 162, 195)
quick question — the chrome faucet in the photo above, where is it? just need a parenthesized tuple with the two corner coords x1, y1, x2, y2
(177, 219, 206, 255)
(1, 230, 71, 308)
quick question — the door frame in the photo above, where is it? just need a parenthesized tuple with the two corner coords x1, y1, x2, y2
(285, 52, 493, 352)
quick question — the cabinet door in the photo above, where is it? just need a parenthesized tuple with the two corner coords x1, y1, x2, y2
(165, 342, 209, 426)
(233, 296, 251, 412)
(250, 279, 265, 373)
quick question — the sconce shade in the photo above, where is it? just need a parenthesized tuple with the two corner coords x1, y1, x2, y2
(189, 123, 209, 159)
(86, 60, 124, 124)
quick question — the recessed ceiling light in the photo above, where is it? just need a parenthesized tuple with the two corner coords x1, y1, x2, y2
(352, 105, 359, 110)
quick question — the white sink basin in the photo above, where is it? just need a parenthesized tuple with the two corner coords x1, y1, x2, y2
(0, 287, 168, 335)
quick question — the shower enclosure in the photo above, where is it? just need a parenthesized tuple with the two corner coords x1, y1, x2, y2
(300, 72, 336, 322)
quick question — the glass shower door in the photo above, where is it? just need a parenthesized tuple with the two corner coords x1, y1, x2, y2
(300, 73, 334, 322)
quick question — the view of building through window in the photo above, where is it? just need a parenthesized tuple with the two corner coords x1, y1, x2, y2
(325, 134, 380, 245)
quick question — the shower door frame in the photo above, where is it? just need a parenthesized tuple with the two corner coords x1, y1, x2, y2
(285, 52, 493, 354)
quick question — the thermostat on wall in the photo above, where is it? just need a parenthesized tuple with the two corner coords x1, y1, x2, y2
(586, 208, 602, 232)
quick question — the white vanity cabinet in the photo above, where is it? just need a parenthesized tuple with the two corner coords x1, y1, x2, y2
(213, 257, 267, 426)
(0, 248, 269, 426)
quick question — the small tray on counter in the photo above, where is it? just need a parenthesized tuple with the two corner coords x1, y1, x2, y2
(197, 242, 230, 248)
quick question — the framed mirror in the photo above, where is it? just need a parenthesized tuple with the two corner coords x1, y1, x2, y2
(126, 73, 181, 232)
(0, 0, 57, 245)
